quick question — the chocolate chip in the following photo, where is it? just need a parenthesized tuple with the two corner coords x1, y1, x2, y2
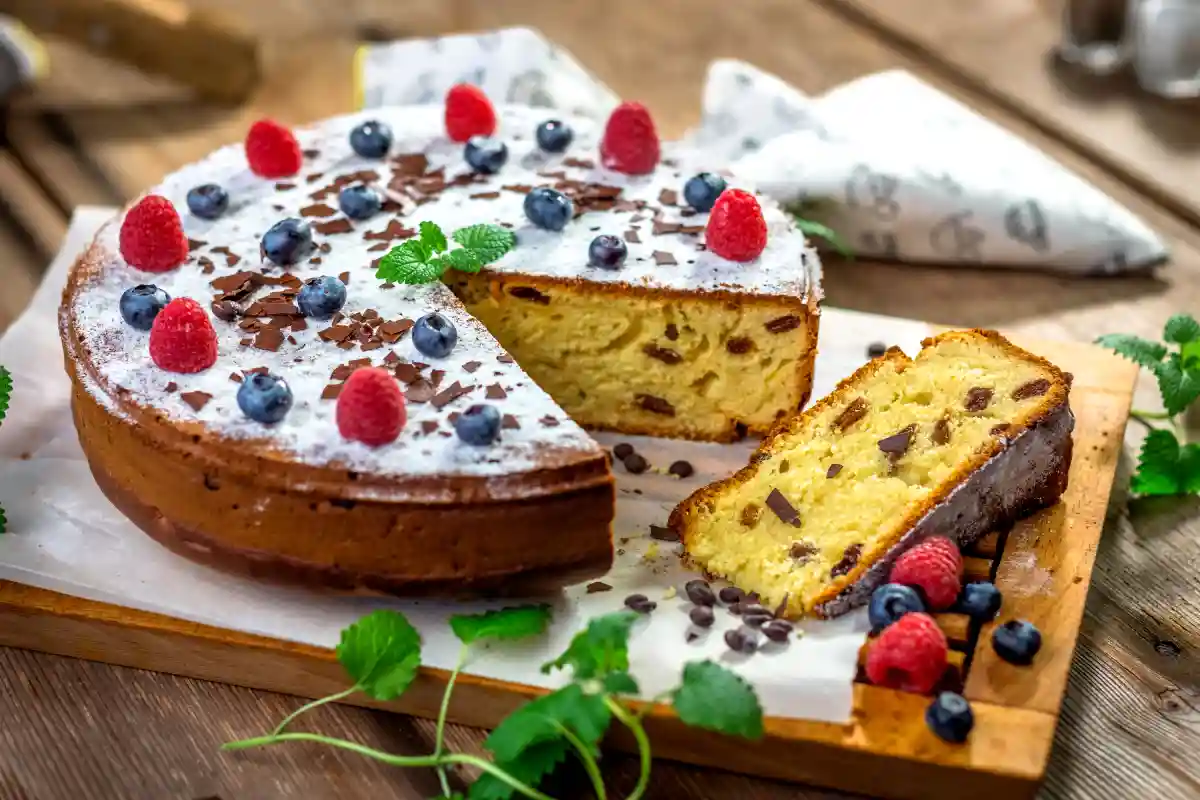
(932, 417, 952, 445)
(508, 286, 551, 304)
(664, 323, 679, 341)
(211, 300, 238, 322)
(964, 387, 994, 412)
(765, 488, 802, 527)
(765, 315, 801, 333)
(685, 579, 716, 606)
(689, 605, 715, 628)
(649, 524, 678, 542)
(991, 423, 1013, 436)
(740, 603, 772, 618)
(643, 343, 683, 364)
(724, 626, 759, 654)
(740, 503, 762, 528)
(826, 463, 843, 478)
(623, 453, 649, 474)
(164, 382, 178, 393)
(668, 460, 694, 478)
(586, 581, 612, 594)
(778, 460, 790, 473)
(743, 612, 773, 628)
(789, 541, 816, 562)
(1012, 378, 1050, 400)
(762, 619, 794, 642)
(635, 394, 675, 416)
(833, 397, 869, 431)
(867, 342, 888, 358)
(831, 543, 862, 577)
(725, 336, 754, 354)
(613, 442, 635, 459)
(718, 586, 745, 604)
(772, 593, 790, 618)
(878, 424, 916, 455)
(624, 593, 657, 614)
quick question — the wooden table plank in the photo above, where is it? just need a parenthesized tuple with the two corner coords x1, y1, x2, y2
(0, 150, 68, 259)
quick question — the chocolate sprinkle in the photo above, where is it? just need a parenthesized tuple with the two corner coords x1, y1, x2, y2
(833, 397, 869, 431)
(765, 315, 801, 333)
(765, 488, 802, 527)
(1012, 378, 1051, 400)
(635, 394, 675, 416)
(826, 463, 843, 478)
(964, 387, 994, 412)
(180, 391, 212, 412)
(831, 544, 862, 577)
(643, 343, 683, 364)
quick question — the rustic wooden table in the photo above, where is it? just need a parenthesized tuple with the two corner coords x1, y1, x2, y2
(1, 1, 1197, 798)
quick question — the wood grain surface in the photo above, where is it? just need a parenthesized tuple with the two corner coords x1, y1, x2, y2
(0, 0, 1198, 798)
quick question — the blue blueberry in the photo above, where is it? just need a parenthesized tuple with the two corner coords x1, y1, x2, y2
(119, 284, 171, 330)
(588, 235, 627, 270)
(297, 275, 347, 318)
(338, 184, 382, 220)
(412, 312, 458, 358)
(237, 372, 293, 424)
(956, 582, 1002, 622)
(261, 218, 314, 266)
(925, 692, 974, 743)
(683, 172, 727, 212)
(868, 583, 925, 633)
(455, 404, 501, 446)
(464, 136, 509, 174)
(349, 120, 393, 159)
(535, 119, 574, 153)
(524, 187, 574, 231)
(186, 183, 229, 220)
(992, 619, 1042, 665)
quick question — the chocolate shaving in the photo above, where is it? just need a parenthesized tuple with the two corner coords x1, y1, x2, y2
(652, 220, 682, 235)
(254, 327, 285, 352)
(658, 188, 679, 206)
(321, 383, 343, 400)
(563, 157, 595, 169)
(624, 230, 641, 244)
(932, 417, 952, 445)
(652, 250, 677, 266)
(833, 397, 869, 431)
(188, 238, 207, 251)
(586, 581, 612, 594)
(765, 488, 801, 527)
(964, 387, 994, 412)
(338, 271, 350, 284)
(725, 337, 754, 355)
(635, 394, 675, 416)
(643, 344, 683, 365)
(313, 218, 354, 235)
(363, 219, 416, 241)
(497, 353, 515, 363)
(230, 373, 243, 383)
(180, 391, 212, 412)
(831, 544, 862, 578)
(211, 300, 238, 322)
(485, 383, 507, 400)
(275, 182, 295, 191)
(405, 379, 436, 403)
(463, 361, 482, 373)
(1012, 378, 1050, 400)
(318, 325, 352, 342)
(509, 286, 550, 304)
(198, 256, 215, 274)
(300, 203, 337, 218)
(209, 246, 241, 267)
(470, 191, 501, 200)
(392, 153, 429, 176)
(165, 382, 178, 393)
(826, 464, 843, 478)
(765, 315, 802, 333)
(878, 424, 916, 455)
(540, 415, 560, 427)
(431, 381, 474, 409)
(394, 362, 419, 383)
(501, 413, 520, 429)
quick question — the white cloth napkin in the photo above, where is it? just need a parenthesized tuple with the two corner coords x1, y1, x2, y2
(357, 27, 1168, 275)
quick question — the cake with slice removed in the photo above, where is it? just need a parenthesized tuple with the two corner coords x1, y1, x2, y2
(670, 329, 1074, 618)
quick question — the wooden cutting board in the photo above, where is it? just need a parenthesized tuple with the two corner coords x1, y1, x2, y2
(0, 335, 1137, 800)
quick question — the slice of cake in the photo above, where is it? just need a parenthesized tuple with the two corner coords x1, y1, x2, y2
(671, 329, 1074, 618)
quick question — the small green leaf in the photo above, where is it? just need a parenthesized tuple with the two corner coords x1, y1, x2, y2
(1163, 313, 1200, 346)
(0, 366, 11, 424)
(450, 605, 552, 645)
(420, 220, 448, 254)
(541, 611, 639, 680)
(794, 217, 853, 259)
(484, 683, 611, 763)
(441, 248, 485, 274)
(672, 660, 764, 740)
(376, 240, 444, 285)
(0, 506, 6, 534)
(1154, 354, 1200, 417)
(1130, 429, 1200, 496)
(335, 610, 422, 701)
(603, 671, 639, 695)
(431, 794, 467, 800)
(452, 224, 517, 264)
(469, 739, 569, 800)
(1095, 333, 1168, 371)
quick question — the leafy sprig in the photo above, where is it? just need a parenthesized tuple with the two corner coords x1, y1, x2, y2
(786, 199, 853, 258)
(0, 366, 10, 533)
(376, 221, 516, 285)
(1097, 313, 1199, 496)
(224, 605, 764, 799)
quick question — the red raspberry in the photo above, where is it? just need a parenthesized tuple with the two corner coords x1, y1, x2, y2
(890, 537, 964, 610)
(337, 368, 406, 446)
(705, 189, 768, 262)
(865, 612, 948, 694)
(245, 119, 302, 178)
(119, 195, 188, 273)
(599, 102, 660, 175)
(444, 84, 497, 143)
(149, 298, 217, 374)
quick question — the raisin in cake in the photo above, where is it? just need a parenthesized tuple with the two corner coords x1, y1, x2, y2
(58, 90, 821, 594)
(671, 330, 1074, 618)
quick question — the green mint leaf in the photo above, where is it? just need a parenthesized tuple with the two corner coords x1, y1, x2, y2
(541, 611, 639, 680)
(484, 683, 611, 763)
(376, 240, 444, 285)
(1183, 340, 1200, 369)
(442, 247, 485, 274)
(794, 217, 854, 259)
(1154, 354, 1200, 417)
(420, 221, 448, 254)
(672, 660, 764, 740)
(1095, 333, 1168, 371)
(335, 610, 422, 701)
(1130, 429, 1200, 496)
(431, 794, 466, 800)
(0, 366, 11, 424)
(452, 224, 516, 264)
(0, 506, 6, 534)
(449, 604, 552, 645)
(603, 671, 639, 695)
(1163, 313, 1200, 346)
(469, 739, 569, 800)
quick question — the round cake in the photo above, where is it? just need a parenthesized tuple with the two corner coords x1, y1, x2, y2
(59, 91, 822, 595)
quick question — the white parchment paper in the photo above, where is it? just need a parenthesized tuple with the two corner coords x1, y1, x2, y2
(0, 209, 933, 724)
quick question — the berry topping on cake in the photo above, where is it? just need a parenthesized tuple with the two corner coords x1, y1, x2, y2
(444, 84, 496, 143)
(349, 120, 393, 159)
(599, 102, 660, 175)
(588, 235, 627, 270)
(336, 367, 406, 447)
(926, 692, 974, 743)
(245, 119, 303, 179)
(524, 187, 573, 231)
(992, 619, 1042, 665)
(868, 583, 925, 633)
(119, 284, 171, 331)
(186, 183, 230, 220)
(338, 184, 382, 220)
(865, 612, 948, 694)
(297, 275, 347, 318)
(956, 581, 1002, 622)
(535, 119, 574, 153)
(889, 537, 963, 611)
(149, 297, 217, 374)
(464, 136, 509, 174)
(684, 172, 727, 212)
(119, 195, 189, 273)
(412, 312, 458, 358)
(261, 218, 314, 266)
(454, 403, 502, 446)
(705, 189, 768, 262)
(237, 372, 294, 424)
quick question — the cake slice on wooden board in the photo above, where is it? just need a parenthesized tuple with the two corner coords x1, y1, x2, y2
(671, 329, 1075, 619)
